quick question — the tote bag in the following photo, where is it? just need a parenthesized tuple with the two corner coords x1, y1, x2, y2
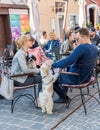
(0, 74, 14, 100)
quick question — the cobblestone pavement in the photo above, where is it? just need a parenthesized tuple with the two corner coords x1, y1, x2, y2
(0, 84, 100, 130)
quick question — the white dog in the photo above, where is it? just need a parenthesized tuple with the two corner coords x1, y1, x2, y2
(39, 61, 59, 114)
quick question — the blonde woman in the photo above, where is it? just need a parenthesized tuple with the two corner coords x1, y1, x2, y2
(11, 34, 42, 91)
(43, 32, 60, 58)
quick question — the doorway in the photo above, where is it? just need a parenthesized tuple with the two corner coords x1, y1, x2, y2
(0, 15, 11, 56)
(89, 8, 94, 26)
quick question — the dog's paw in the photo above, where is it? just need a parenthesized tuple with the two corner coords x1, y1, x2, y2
(42, 109, 46, 113)
(47, 111, 53, 115)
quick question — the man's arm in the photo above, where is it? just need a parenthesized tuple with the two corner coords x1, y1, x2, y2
(52, 45, 83, 68)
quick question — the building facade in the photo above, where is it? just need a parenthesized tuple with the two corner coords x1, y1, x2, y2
(0, 0, 100, 55)
(86, 0, 100, 27)
(38, 0, 79, 38)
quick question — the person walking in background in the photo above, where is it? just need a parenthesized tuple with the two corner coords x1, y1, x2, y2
(40, 31, 48, 48)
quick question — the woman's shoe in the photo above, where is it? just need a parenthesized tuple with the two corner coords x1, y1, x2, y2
(0, 95, 4, 99)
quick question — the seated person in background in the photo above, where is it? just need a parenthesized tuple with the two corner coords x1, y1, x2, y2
(11, 34, 42, 92)
(39, 31, 48, 48)
(73, 31, 81, 49)
(6, 37, 19, 58)
(28, 35, 48, 68)
(96, 26, 100, 38)
(43, 32, 60, 58)
(52, 27, 98, 103)
(89, 27, 100, 46)
(60, 31, 75, 58)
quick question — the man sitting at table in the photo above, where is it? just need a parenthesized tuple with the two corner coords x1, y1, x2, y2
(52, 27, 98, 103)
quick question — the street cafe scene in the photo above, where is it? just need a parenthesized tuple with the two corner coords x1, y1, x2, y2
(0, 0, 100, 130)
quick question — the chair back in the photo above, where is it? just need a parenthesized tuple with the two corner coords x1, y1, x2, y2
(79, 58, 97, 84)
(52, 47, 60, 61)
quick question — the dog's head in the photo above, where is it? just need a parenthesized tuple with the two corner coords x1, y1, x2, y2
(40, 60, 52, 77)
(26, 54, 36, 69)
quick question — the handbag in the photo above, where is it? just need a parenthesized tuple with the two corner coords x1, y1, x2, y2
(0, 73, 14, 100)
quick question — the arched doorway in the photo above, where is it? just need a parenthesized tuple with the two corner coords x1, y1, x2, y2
(89, 8, 94, 26)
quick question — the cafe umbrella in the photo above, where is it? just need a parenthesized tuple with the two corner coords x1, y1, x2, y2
(27, 0, 41, 42)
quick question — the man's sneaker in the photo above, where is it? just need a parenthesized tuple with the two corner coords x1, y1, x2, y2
(54, 97, 71, 104)
(0, 95, 4, 99)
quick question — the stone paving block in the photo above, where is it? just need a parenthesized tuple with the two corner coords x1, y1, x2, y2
(19, 128, 32, 130)
(0, 117, 15, 124)
(19, 120, 33, 127)
(5, 125, 20, 130)
(8, 118, 23, 125)
(30, 123, 45, 130)
(0, 123, 9, 129)
(91, 125, 100, 130)
(66, 126, 81, 130)
(0, 85, 99, 130)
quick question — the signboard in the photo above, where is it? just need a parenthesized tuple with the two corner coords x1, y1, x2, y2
(55, 2, 65, 13)
(9, 9, 30, 40)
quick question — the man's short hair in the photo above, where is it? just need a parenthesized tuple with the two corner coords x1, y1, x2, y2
(76, 27, 89, 38)
(42, 31, 46, 36)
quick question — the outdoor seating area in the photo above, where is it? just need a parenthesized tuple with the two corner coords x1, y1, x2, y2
(0, 48, 100, 129)
(0, 0, 100, 129)
(0, 80, 99, 129)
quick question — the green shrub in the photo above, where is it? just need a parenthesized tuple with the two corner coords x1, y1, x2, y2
(86, 22, 92, 28)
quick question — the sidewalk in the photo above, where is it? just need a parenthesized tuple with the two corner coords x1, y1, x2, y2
(0, 84, 100, 130)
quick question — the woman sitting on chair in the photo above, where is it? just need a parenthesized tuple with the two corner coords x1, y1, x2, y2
(43, 32, 60, 58)
(28, 36, 48, 68)
(11, 34, 42, 91)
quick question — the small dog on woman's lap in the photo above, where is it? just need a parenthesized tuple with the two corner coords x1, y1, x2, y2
(39, 60, 59, 114)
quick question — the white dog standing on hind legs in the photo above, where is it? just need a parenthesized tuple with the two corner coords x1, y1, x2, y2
(39, 61, 59, 114)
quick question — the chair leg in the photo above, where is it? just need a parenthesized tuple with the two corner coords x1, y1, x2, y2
(69, 88, 73, 93)
(92, 84, 95, 88)
(33, 85, 38, 107)
(96, 77, 100, 98)
(80, 88, 87, 115)
(87, 87, 89, 94)
(11, 94, 36, 113)
(11, 100, 14, 113)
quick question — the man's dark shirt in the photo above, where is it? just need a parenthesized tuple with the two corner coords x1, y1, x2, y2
(90, 34, 100, 46)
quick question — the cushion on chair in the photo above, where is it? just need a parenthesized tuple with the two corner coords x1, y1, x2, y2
(62, 77, 96, 89)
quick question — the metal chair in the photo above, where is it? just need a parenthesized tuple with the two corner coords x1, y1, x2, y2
(52, 47, 60, 61)
(10, 73, 38, 113)
(60, 59, 100, 115)
(0, 57, 39, 113)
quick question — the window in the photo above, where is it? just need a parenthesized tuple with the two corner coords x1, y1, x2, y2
(70, 15, 77, 28)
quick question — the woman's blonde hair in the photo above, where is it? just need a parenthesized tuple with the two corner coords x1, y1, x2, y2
(17, 35, 28, 49)
(49, 32, 57, 40)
